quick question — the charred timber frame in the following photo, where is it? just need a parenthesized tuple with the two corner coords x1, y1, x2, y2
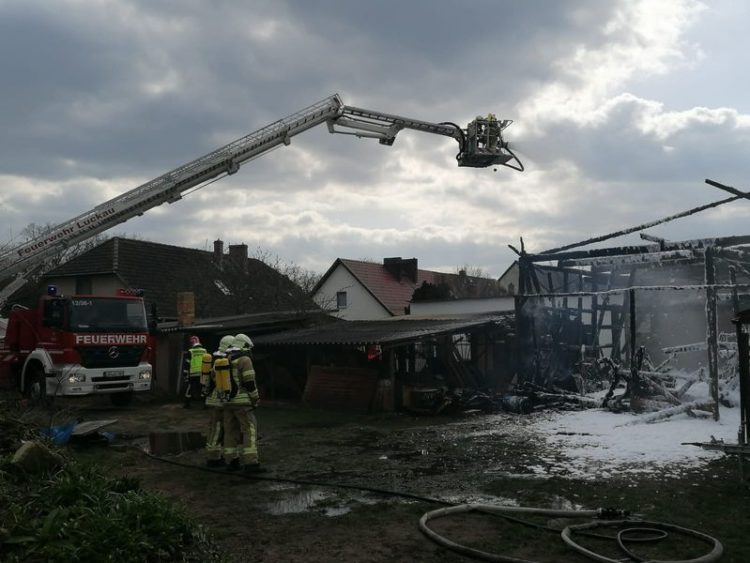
(515, 232, 750, 411)
(513, 178, 750, 411)
(704, 246, 720, 421)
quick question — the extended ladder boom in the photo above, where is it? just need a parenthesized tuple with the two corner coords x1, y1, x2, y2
(0, 93, 519, 293)
(1, 95, 345, 279)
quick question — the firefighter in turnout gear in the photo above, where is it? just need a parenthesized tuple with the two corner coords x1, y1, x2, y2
(486, 113, 500, 151)
(184, 335, 208, 408)
(204, 334, 235, 467)
(223, 333, 264, 473)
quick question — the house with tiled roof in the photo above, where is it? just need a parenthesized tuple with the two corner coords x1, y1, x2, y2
(39, 237, 316, 320)
(30, 237, 321, 394)
(312, 257, 513, 320)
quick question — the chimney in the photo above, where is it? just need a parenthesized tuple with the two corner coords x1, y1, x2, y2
(228, 243, 248, 274)
(176, 292, 195, 327)
(384, 257, 418, 283)
(384, 257, 403, 280)
(213, 239, 224, 269)
(402, 258, 418, 283)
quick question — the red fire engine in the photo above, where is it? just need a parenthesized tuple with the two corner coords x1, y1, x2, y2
(0, 285, 153, 405)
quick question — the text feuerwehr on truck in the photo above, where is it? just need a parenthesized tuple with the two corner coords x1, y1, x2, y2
(0, 286, 153, 406)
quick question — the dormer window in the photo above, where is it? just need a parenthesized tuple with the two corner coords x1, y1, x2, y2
(214, 280, 232, 296)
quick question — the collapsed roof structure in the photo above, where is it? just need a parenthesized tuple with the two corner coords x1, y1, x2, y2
(511, 179, 750, 436)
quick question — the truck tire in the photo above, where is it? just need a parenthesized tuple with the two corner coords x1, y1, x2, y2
(110, 391, 133, 407)
(24, 365, 49, 406)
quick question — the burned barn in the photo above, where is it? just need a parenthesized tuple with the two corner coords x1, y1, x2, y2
(512, 233, 750, 420)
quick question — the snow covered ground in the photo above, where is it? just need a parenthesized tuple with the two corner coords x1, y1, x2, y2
(528, 382, 741, 480)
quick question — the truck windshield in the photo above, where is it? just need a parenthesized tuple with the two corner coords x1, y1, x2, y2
(68, 298, 148, 333)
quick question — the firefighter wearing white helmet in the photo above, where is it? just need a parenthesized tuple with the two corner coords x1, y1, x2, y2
(223, 333, 264, 473)
(204, 334, 235, 467)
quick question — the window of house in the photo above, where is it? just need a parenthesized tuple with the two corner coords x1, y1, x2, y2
(336, 291, 348, 309)
(214, 280, 232, 296)
(75, 277, 92, 295)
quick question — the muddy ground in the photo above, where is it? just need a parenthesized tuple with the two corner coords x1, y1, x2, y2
(33, 394, 750, 563)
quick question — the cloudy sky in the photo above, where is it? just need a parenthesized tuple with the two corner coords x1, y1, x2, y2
(2, 0, 749, 279)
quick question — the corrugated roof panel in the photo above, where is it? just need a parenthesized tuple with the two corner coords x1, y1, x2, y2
(253, 314, 514, 346)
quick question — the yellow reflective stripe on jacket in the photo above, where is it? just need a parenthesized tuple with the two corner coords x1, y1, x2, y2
(234, 355, 255, 382)
(189, 347, 207, 375)
(205, 393, 222, 407)
(227, 355, 258, 405)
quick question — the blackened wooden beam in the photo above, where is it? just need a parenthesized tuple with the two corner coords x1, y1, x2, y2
(730, 267, 740, 315)
(734, 320, 750, 447)
(705, 246, 720, 421)
(531, 234, 750, 265)
(612, 269, 635, 363)
(723, 258, 750, 281)
(513, 283, 750, 299)
(628, 288, 639, 400)
(577, 272, 584, 347)
(538, 193, 742, 255)
(529, 244, 658, 263)
(715, 246, 750, 263)
(659, 234, 750, 251)
(705, 178, 750, 201)
(558, 250, 695, 268)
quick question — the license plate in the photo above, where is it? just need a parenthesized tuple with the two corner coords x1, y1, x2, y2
(104, 370, 125, 378)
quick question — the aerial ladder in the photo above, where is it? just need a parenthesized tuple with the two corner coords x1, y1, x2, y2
(0, 94, 521, 307)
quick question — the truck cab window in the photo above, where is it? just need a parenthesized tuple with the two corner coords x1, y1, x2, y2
(42, 300, 65, 328)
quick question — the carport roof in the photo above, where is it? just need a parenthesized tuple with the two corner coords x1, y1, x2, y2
(157, 310, 321, 334)
(253, 313, 514, 347)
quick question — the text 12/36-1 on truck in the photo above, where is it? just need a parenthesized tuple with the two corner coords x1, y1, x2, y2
(0, 286, 154, 406)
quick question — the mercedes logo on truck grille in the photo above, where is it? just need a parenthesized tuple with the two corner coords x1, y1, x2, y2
(108, 346, 120, 359)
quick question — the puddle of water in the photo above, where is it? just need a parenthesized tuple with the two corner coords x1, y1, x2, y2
(263, 487, 395, 517)
(378, 449, 428, 461)
(148, 432, 204, 455)
(265, 489, 330, 515)
(439, 493, 520, 507)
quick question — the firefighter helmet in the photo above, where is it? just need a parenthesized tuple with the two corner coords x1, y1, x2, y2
(218, 334, 235, 353)
(188, 335, 201, 346)
(233, 333, 253, 350)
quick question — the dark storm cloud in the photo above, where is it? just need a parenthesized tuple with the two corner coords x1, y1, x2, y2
(0, 0, 612, 179)
(3, 1, 748, 278)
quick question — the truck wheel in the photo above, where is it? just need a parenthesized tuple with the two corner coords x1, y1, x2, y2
(24, 366, 48, 406)
(110, 392, 133, 407)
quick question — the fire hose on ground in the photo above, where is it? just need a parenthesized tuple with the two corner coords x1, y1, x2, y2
(418, 503, 723, 563)
(138, 449, 724, 563)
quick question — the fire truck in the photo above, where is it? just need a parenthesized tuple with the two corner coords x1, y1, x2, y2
(0, 94, 521, 404)
(1, 287, 153, 405)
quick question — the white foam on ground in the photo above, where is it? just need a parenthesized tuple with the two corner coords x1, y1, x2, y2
(529, 382, 741, 479)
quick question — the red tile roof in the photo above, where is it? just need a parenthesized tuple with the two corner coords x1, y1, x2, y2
(339, 259, 439, 316)
(322, 258, 505, 316)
